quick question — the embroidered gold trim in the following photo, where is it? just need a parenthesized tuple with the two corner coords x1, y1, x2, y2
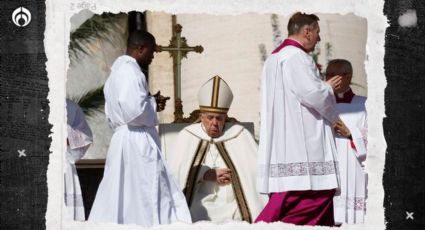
(211, 75, 220, 107)
(216, 142, 252, 223)
(199, 106, 229, 114)
(184, 140, 209, 207)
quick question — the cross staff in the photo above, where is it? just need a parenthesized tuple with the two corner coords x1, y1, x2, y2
(156, 24, 203, 121)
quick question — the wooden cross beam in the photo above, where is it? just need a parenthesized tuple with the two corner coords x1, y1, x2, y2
(156, 24, 203, 122)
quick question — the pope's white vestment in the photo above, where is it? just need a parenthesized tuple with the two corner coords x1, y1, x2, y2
(88, 55, 191, 227)
(167, 123, 267, 223)
(65, 99, 93, 221)
(333, 92, 367, 224)
(257, 45, 340, 193)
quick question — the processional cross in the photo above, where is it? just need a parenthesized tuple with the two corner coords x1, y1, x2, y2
(156, 24, 204, 122)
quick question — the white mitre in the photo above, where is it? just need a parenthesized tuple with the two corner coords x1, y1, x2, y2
(198, 75, 233, 114)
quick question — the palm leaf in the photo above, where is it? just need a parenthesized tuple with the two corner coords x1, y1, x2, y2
(75, 87, 105, 116)
(68, 12, 125, 116)
(69, 12, 122, 56)
(258, 43, 267, 63)
(271, 14, 283, 48)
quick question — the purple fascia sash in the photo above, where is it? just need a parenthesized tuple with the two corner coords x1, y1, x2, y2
(272, 39, 307, 54)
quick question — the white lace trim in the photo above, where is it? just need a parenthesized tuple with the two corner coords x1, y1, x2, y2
(259, 160, 337, 177)
(334, 196, 366, 210)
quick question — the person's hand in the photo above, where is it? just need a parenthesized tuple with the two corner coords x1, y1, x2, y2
(216, 168, 232, 185)
(203, 168, 232, 185)
(326, 75, 342, 92)
(333, 119, 351, 138)
(152, 91, 170, 112)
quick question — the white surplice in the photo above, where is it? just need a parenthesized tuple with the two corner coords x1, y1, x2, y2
(167, 123, 268, 223)
(88, 55, 191, 227)
(65, 99, 93, 221)
(333, 93, 367, 224)
(257, 45, 340, 193)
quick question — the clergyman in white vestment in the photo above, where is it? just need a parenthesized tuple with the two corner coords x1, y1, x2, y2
(325, 59, 368, 225)
(65, 99, 93, 221)
(167, 76, 267, 223)
(88, 31, 191, 227)
(256, 12, 351, 226)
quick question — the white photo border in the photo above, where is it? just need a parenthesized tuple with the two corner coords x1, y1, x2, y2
(45, 0, 387, 229)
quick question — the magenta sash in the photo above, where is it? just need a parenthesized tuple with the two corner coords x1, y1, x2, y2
(272, 39, 307, 54)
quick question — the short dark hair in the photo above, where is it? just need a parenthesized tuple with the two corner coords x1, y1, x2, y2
(287, 12, 320, 36)
(127, 30, 156, 50)
(325, 59, 353, 80)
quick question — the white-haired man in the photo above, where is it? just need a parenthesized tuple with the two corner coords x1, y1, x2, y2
(168, 76, 267, 223)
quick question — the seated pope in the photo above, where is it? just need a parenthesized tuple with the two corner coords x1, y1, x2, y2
(167, 75, 267, 223)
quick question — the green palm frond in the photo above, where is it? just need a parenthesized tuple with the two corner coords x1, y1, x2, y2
(258, 43, 267, 63)
(75, 87, 105, 116)
(68, 12, 125, 116)
(69, 12, 121, 56)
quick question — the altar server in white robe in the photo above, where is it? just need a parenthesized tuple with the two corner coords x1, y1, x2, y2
(168, 76, 267, 223)
(256, 12, 351, 226)
(65, 99, 93, 221)
(88, 31, 191, 227)
(325, 59, 367, 225)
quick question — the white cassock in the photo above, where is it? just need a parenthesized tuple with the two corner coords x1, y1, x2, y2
(88, 55, 191, 227)
(257, 45, 340, 193)
(65, 99, 93, 221)
(333, 92, 367, 224)
(167, 123, 268, 223)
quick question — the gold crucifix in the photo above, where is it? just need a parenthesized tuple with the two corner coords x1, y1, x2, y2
(156, 23, 204, 122)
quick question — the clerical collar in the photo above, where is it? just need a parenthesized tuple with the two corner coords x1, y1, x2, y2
(272, 39, 307, 54)
(335, 88, 355, 103)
